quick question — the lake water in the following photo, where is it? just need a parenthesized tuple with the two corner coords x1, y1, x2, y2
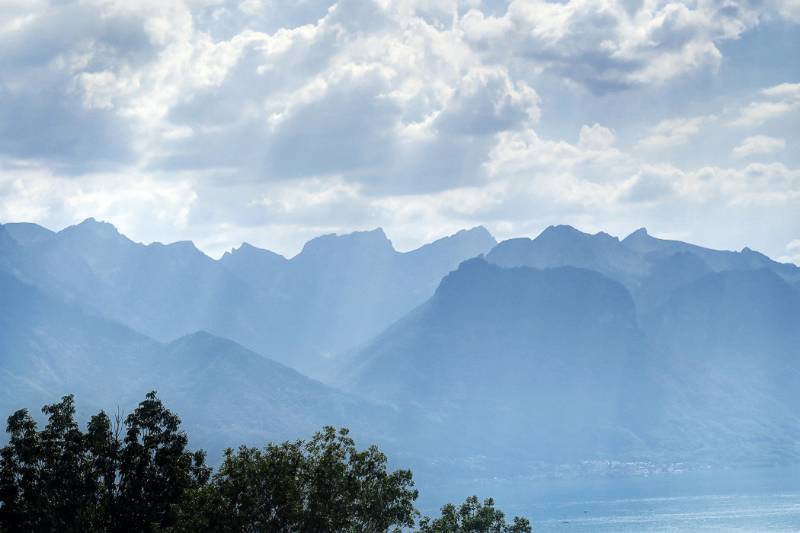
(416, 464, 800, 532)
(531, 493, 800, 532)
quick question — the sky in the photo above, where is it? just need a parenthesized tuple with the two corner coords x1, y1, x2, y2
(0, 0, 798, 261)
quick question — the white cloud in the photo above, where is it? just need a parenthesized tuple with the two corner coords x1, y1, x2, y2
(637, 115, 713, 149)
(0, 0, 798, 260)
(778, 239, 800, 265)
(730, 82, 800, 127)
(761, 82, 800, 99)
(732, 135, 786, 159)
(578, 124, 615, 150)
(0, 163, 197, 241)
(619, 165, 683, 203)
(730, 101, 798, 127)
(459, 0, 775, 93)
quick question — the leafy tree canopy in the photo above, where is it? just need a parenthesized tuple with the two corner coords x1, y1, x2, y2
(0, 393, 208, 533)
(0, 394, 531, 533)
(418, 495, 532, 533)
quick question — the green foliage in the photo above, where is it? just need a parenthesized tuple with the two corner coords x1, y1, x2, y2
(0, 392, 208, 533)
(117, 392, 211, 530)
(0, 395, 532, 533)
(170, 426, 418, 532)
(418, 495, 532, 533)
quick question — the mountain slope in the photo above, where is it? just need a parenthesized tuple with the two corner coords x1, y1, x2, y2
(623, 227, 800, 282)
(486, 225, 646, 285)
(640, 269, 800, 462)
(6, 219, 496, 378)
(219, 242, 288, 294)
(342, 258, 657, 460)
(487, 225, 800, 312)
(343, 258, 800, 465)
(0, 271, 390, 457)
(251, 226, 496, 376)
(2, 222, 54, 246)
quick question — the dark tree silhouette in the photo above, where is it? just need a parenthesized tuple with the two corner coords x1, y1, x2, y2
(171, 426, 418, 532)
(0, 395, 531, 533)
(0, 393, 208, 533)
(418, 495, 532, 533)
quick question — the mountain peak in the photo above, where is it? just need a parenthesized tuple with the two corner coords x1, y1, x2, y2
(539, 224, 584, 238)
(61, 217, 124, 240)
(78, 217, 115, 230)
(168, 240, 200, 250)
(2, 222, 55, 246)
(219, 241, 288, 283)
(407, 226, 496, 255)
(451, 226, 497, 247)
(456, 225, 494, 240)
(534, 224, 627, 246)
(536, 224, 620, 243)
(298, 228, 395, 258)
(622, 227, 653, 246)
(226, 241, 286, 260)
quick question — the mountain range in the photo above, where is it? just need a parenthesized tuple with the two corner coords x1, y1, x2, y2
(2, 219, 495, 379)
(1, 219, 799, 476)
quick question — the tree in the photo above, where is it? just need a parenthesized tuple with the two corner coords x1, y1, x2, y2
(116, 392, 210, 531)
(171, 427, 418, 532)
(418, 495, 532, 533)
(2, 395, 532, 533)
(0, 392, 208, 533)
(0, 395, 94, 532)
(0, 406, 42, 531)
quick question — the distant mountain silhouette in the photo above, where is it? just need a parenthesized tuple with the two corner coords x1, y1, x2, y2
(0, 224, 18, 257)
(342, 257, 800, 464)
(487, 225, 799, 312)
(487, 225, 646, 282)
(341, 258, 658, 461)
(2, 218, 799, 472)
(219, 242, 288, 294)
(640, 268, 800, 461)
(623, 227, 800, 281)
(3, 222, 55, 245)
(242, 226, 497, 376)
(0, 271, 389, 457)
(0, 219, 494, 378)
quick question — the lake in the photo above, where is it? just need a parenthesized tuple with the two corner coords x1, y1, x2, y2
(532, 492, 800, 532)
(417, 464, 800, 532)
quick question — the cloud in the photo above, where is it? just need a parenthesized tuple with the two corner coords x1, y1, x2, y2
(732, 135, 786, 159)
(683, 163, 799, 206)
(578, 124, 615, 150)
(432, 66, 540, 136)
(459, 0, 780, 94)
(778, 239, 800, 265)
(619, 165, 683, 203)
(730, 82, 800, 127)
(0, 0, 798, 260)
(0, 163, 197, 238)
(637, 115, 713, 149)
